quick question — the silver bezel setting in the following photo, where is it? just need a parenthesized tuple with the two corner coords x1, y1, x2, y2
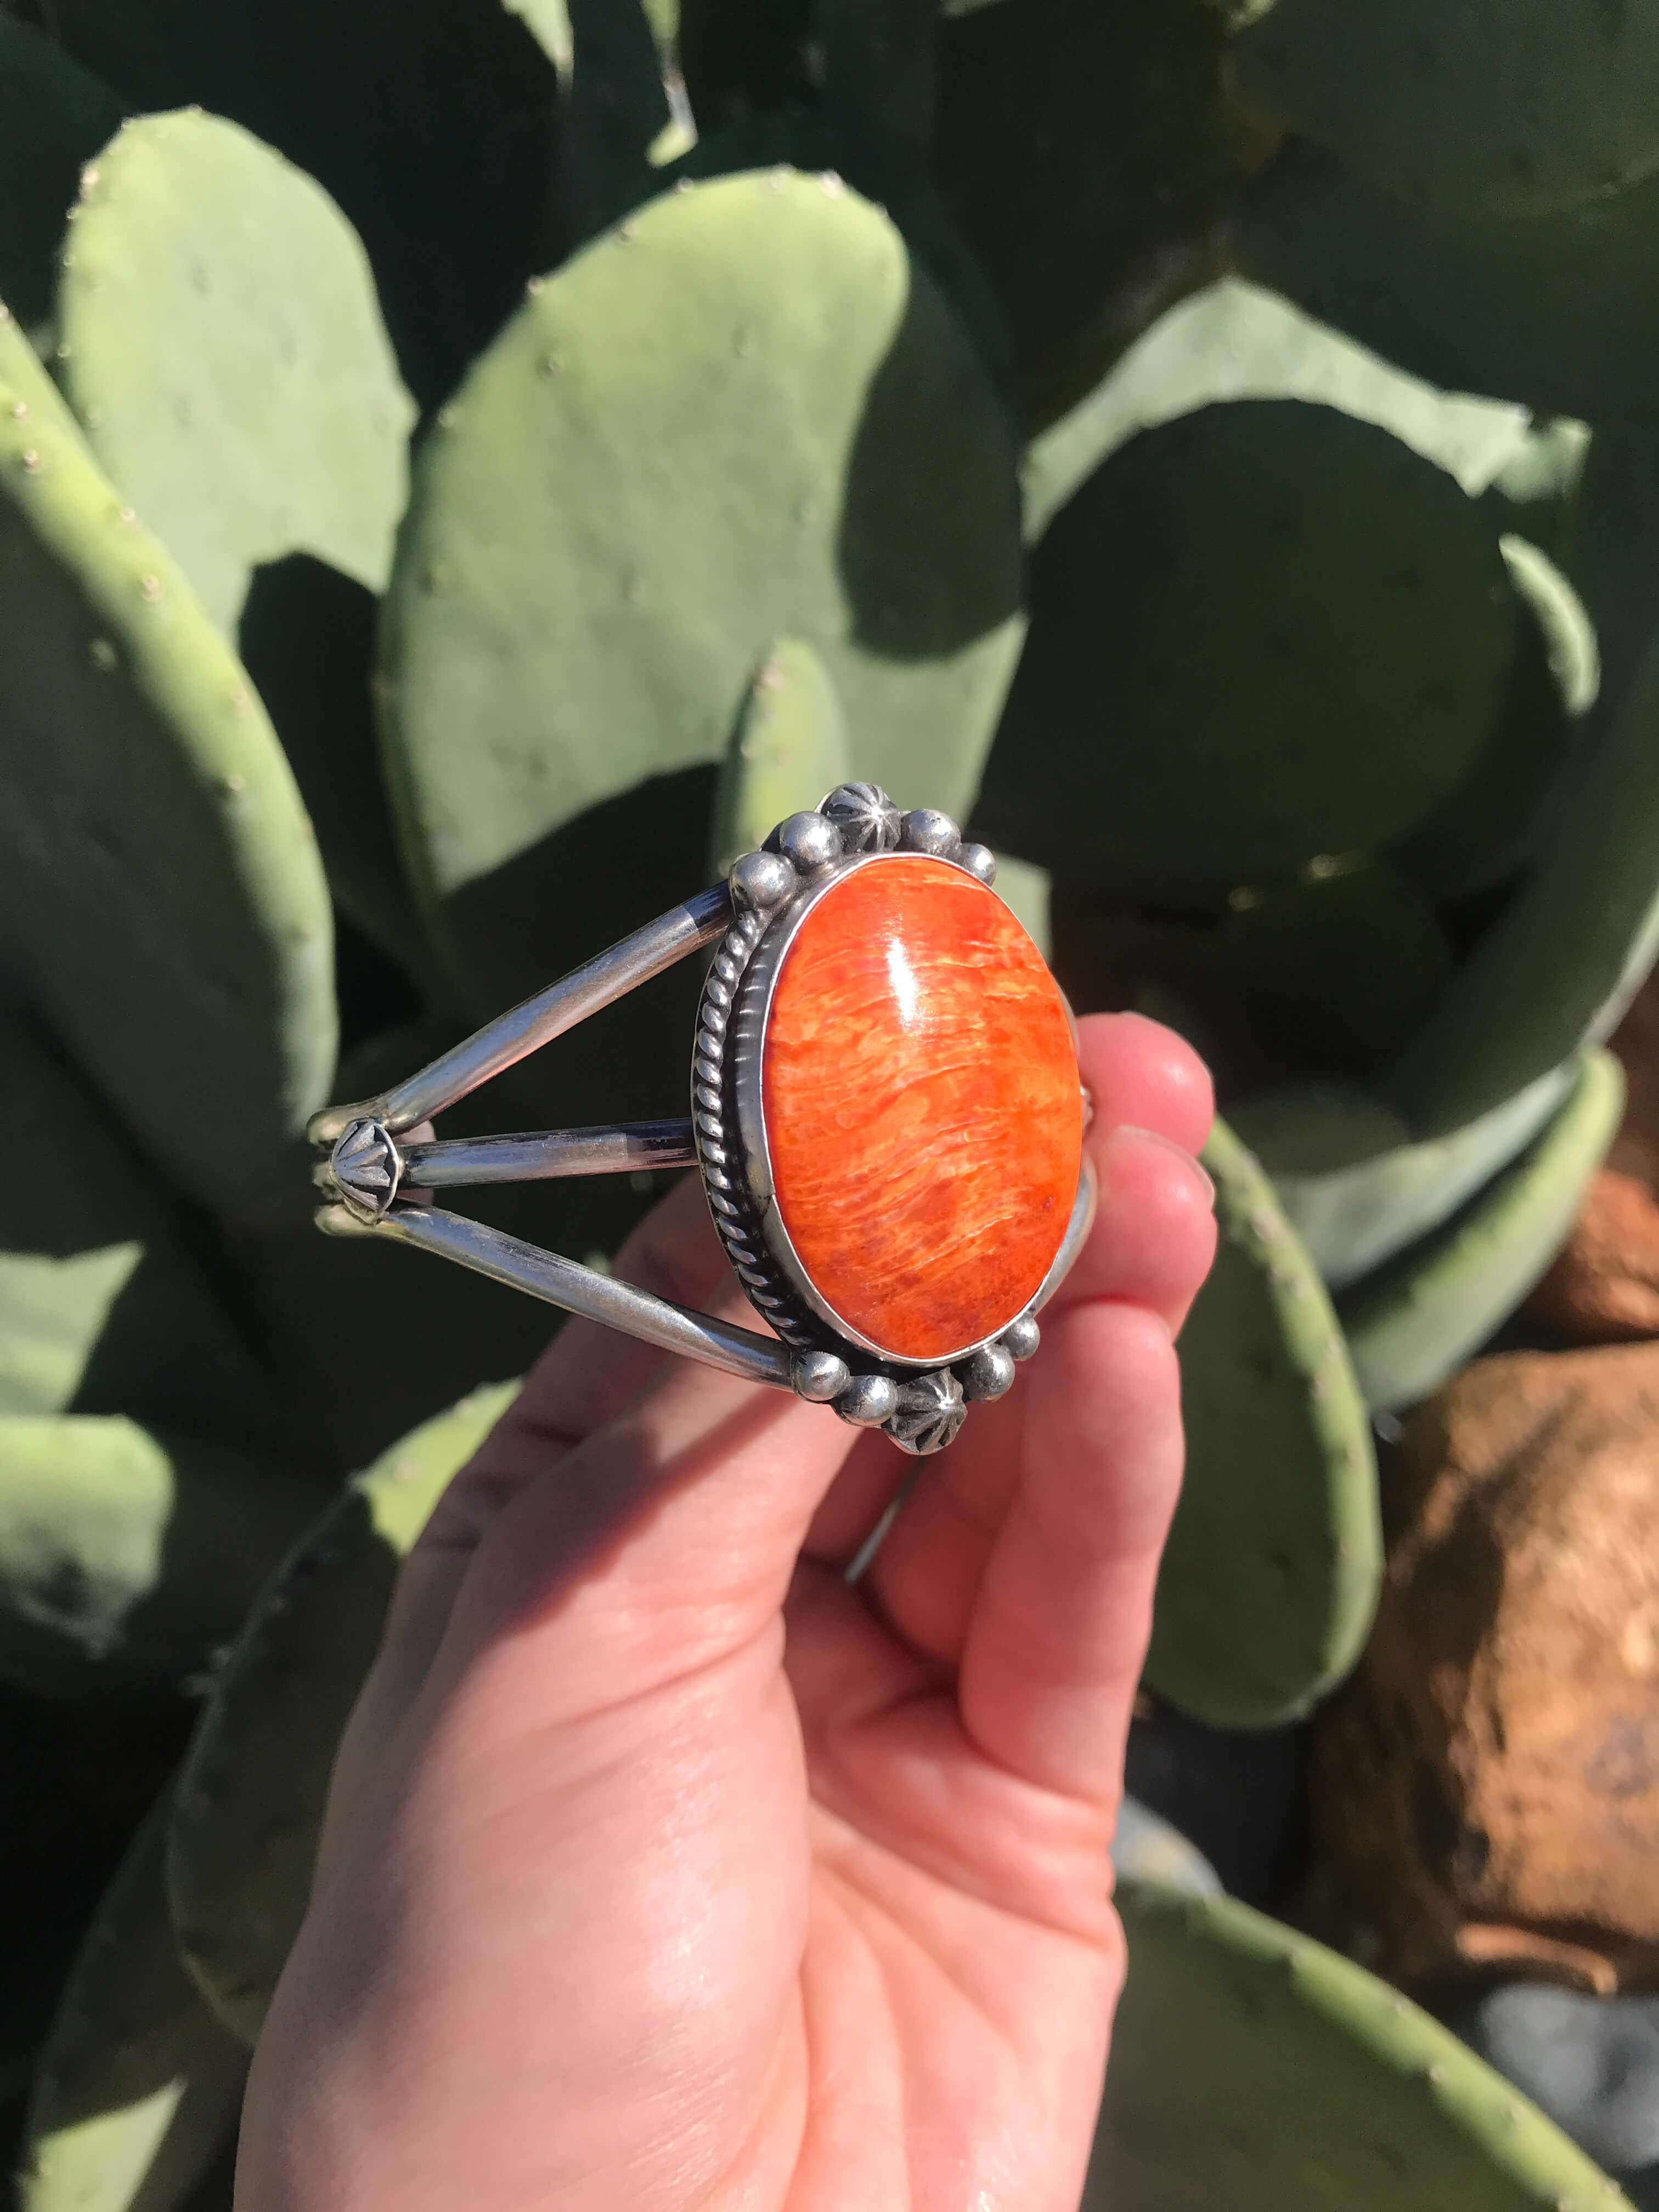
(693, 785, 1074, 1454)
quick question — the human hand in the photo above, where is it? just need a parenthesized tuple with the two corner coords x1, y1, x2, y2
(236, 1010, 1216, 2212)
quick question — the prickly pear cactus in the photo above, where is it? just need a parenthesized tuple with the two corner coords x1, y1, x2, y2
(977, 398, 1522, 900)
(54, 108, 415, 634)
(1229, 1069, 1575, 1291)
(1238, 139, 1659, 429)
(0, 308, 335, 1222)
(378, 167, 1023, 1035)
(1087, 1883, 1633, 2210)
(1203, 859, 1454, 1081)
(2, 0, 1659, 2186)
(1341, 1050, 1626, 1412)
(1231, 0, 1659, 220)
(0, 18, 121, 332)
(708, 639, 849, 874)
(168, 1383, 520, 2042)
(1020, 275, 1543, 544)
(0, 1416, 324, 1705)
(1392, 630, 1659, 1136)
(43, 0, 569, 405)
(0, 1011, 280, 1441)
(1500, 534, 1600, 720)
(1147, 1117, 1381, 1729)
(933, 0, 1250, 416)
(19, 1790, 246, 2212)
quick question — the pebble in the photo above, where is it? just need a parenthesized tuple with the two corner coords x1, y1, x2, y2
(1452, 1982, 1659, 2196)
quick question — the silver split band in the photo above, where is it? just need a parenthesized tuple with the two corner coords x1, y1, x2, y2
(310, 786, 1094, 1455)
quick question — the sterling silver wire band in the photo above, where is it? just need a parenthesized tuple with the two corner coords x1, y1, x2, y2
(309, 787, 1093, 1456)
(309, 886, 733, 1147)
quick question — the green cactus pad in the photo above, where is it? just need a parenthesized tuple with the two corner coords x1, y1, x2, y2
(652, 111, 1018, 408)
(1559, 424, 1659, 706)
(1229, 1068, 1574, 1291)
(1206, 860, 1454, 1082)
(1486, 419, 1593, 546)
(1239, 141, 1659, 427)
(235, 1192, 577, 1476)
(1146, 1117, 1380, 1730)
(1022, 275, 1537, 545)
(235, 555, 427, 973)
(1232, 0, 1659, 221)
(0, 1011, 280, 1442)
(560, 0, 672, 241)
(983, 854, 1051, 955)
(1019, 291, 1578, 909)
(44, 0, 567, 408)
(933, 0, 1248, 418)
(1392, 624, 1659, 1134)
(1340, 1049, 1624, 1413)
(1391, 543, 1583, 905)
(975, 399, 1522, 900)
(709, 639, 850, 874)
(1085, 1883, 1632, 2210)
(20, 1790, 246, 2212)
(1499, 535, 1600, 720)
(379, 166, 1023, 1036)
(0, 18, 122, 334)
(240, 1015, 624, 1473)
(54, 109, 414, 636)
(0, 1416, 325, 1704)
(168, 1382, 520, 2042)
(0, 309, 336, 1222)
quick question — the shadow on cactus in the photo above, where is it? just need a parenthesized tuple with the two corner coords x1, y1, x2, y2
(377, 168, 1023, 1111)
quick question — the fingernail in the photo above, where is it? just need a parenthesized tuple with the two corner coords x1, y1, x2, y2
(1111, 1124, 1216, 1210)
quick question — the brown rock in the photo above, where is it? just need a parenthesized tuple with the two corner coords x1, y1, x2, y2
(1527, 968, 1659, 1342)
(1607, 964, 1659, 1191)
(1527, 1168, 1659, 1341)
(1308, 1341, 1659, 1999)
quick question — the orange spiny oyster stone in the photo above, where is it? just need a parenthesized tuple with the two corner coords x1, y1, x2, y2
(760, 855, 1083, 1362)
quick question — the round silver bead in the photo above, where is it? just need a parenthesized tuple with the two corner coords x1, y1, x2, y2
(728, 849, 795, 912)
(899, 807, 961, 860)
(960, 1342, 1017, 1401)
(821, 781, 901, 854)
(792, 1348, 850, 1403)
(834, 1372, 900, 1427)
(1002, 1314, 1041, 1362)
(957, 841, 997, 886)
(774, 810, 842, 874)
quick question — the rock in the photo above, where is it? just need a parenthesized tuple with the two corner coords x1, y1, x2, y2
(1528, 969, 1659, 1343)
(1110, 1794, 1223, 1897)
(1606, 965, 1659, 1194)
(1452, 1983, 1659, 2179)
(1124, 1699, 1310, 1905)
(1307, 1341, 1659, 1996)
(1528, 1167, 1659, 1340)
